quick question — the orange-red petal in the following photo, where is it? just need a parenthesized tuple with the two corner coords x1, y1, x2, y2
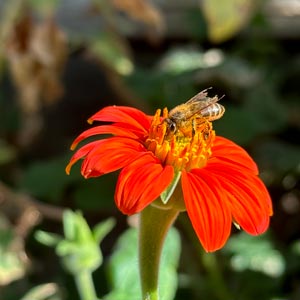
(66, 140, 104, 175)
(88, 106, 151, 132)
(80, 137, 147, 178)
(211, 136, 258, 174)
(204, 163, 272, 235)
(181, 170, 232, 252)
(70, 123, 146, 150)
(115, 154, 174, 215)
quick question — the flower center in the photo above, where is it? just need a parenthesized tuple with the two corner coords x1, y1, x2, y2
(145, 108, 215, 172)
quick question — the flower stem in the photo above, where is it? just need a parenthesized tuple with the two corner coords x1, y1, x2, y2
(139, 204, 179, 300)
(180, 214, 233, 300)
(74, 269, 98, 300)
(201, 252, 232, 300)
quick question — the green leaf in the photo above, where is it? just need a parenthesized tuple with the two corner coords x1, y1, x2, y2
(58, 241, 103, 274)
(74, 212, 95, 243)
(62, 210, 95, 244)
(157, 47, 224, 75)
(93, 218, 116, 244)
(59, 211, 109, 273)
(56, 240, 77, 257)
(63, 210, 77, 241)
(104, 227, 181, 300)
(224, 232, 285, 278)
(90, 32, 133, 75)
(20, 283, 62, 300)
(160, 171, 181, 204)
(202, 0, 256, 43)
(36, 211, 110, 274)
(35, 230, 62, 247)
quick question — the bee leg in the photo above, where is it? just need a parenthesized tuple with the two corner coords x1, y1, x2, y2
(203, 120, 212, 141)
(192, 118, 196, 136)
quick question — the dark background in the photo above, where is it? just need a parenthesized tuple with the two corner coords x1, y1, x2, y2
(0, 0, 299, 299)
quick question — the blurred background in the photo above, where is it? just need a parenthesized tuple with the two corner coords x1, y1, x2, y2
(0, 0, 299, 299)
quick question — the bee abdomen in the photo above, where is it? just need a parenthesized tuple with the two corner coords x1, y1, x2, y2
(201, 103, 225, 121)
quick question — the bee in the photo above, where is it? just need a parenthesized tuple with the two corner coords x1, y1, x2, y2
(163, 88, 225, 138)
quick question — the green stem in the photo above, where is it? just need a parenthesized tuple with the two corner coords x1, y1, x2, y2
(201, 252, 232, 300)
(139, 204, 179, 300)
(74, 269, 98, 300)
(180, 215, 232, 300)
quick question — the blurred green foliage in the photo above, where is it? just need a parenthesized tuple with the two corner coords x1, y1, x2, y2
(20, 283, 62, 300)
(105, 227, 181, 300)
(36, 211, 115, 274)
(0, 214, 27, 286)
(0, 0, 299, 299)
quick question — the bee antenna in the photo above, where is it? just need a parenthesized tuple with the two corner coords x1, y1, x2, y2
(205, 87, 213, 91)
(219, 94, 225, 101)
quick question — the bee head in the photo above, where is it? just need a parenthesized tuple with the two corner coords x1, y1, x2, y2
(164, 118, 177, 134)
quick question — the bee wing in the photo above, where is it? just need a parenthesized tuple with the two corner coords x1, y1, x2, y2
(185, 88, 221, 116)
(185, 88, 211, 105)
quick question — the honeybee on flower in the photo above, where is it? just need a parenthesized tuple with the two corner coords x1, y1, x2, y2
(163, 88, 225, 139)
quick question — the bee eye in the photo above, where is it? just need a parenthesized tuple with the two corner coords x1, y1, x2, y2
(169, 122, 176, 133)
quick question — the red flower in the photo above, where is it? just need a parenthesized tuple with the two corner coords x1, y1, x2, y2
(66, 105, 273, 252)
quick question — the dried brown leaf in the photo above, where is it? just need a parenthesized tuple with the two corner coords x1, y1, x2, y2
(5, 14, 68, 113)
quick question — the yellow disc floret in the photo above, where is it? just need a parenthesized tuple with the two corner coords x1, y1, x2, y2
(145, 108, 215, 172)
